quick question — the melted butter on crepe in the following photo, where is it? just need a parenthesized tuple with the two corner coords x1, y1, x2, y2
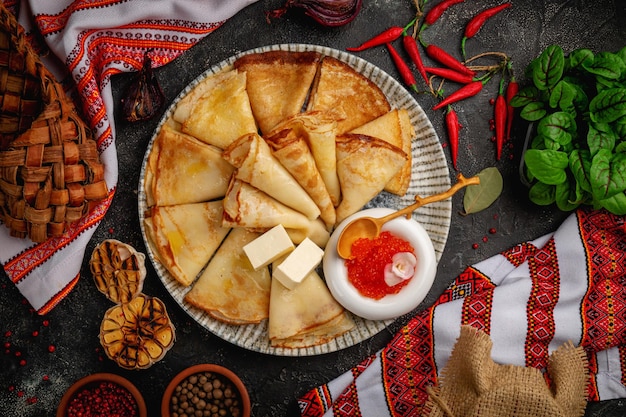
(233, 50, 321, 135)
(145, 124, 234, 207)
(222, 132, 320, 220)
(267, 111, 341, 207)
(350, 109, 415, 196)
(268, 266, 354, 349)
(184, 227, 271, 325)
(265, 128, 336, 228)
(307, 56, 391, 134)
(144, 201, 230, 287)
(178, 69, 257, 149)
(335, 133, 408, 224)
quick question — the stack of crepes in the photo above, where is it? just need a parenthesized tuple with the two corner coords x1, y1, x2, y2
(0, 0, 258, 314)
(299, 207, 626, 416)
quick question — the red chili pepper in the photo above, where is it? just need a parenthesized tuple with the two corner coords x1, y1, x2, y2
(433, 80, 483, 110)
(347, 26, 405, 52)
(425, 44, 475, 77)
(424, 66, 474, 84)
(445, 106, 460, 170)
(386, 43, 418, 92)
(461, 2, 512, 56)
(423, 0, 465, 27)
(494, 78, 507, 160)
(402, 34, 428, 84)
(505, 76, 518, 141)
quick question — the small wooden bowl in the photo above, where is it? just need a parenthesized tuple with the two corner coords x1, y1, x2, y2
(56, 373, 147, 417)
(162, 364, 250, 417)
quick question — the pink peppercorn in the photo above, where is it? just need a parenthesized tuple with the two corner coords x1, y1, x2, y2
(67, 381, 138, 417)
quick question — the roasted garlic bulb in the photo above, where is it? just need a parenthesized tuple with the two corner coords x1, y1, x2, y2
(100, 294, 175, 370)
(90, 239, 146, 304)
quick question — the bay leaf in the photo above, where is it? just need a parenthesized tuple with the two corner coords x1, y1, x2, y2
(462, 167, 503, 214)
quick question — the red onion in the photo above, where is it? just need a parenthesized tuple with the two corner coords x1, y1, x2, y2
(266, 0, 362, 27)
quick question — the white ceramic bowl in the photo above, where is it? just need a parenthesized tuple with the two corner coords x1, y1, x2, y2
(323, 208, 437, 321)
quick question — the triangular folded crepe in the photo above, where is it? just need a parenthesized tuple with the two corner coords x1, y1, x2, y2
(222, 179, 312, 230)
(143, 201, 230, 287)
(145, 124, 234, 207)
(268, 111, 341, 207)
(268, 267, 354, 349)
(335, 133, 408, 224)
(222, 132, 320, 220)
(350, 109, 415, 196)
(177, 69, 258, 149)
(222, 179, 330, 248)
(265, 128, 336, 228)
(184, 227, 271, 325)
(233, 50, 321, 135)
(307, 56, 391, 134)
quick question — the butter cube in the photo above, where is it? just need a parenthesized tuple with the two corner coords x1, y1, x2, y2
(243, 224, 295, 270)
(273, 238, 324, 290)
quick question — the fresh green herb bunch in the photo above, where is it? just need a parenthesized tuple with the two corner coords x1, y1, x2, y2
(511, 44, 626, 215)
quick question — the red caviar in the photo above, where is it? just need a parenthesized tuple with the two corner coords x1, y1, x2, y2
(345, 231, 415, 299)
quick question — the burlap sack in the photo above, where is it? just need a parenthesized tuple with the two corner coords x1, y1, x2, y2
(0, 4, 108, 242)
(424, 325, 589, 417)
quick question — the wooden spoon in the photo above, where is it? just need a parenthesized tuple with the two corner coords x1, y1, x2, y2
(336, 173, 480, 259)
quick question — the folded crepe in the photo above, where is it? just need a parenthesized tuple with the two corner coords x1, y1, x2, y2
(177, 69, 258, 149)
(233, 50, 321, 135)
(184, 227, 271, 325)
(145, 124, 234, 207)
(268, 111, 341, 207)
(222, 179, 330, 248)
(143, 201, 230, 287)
(222, 132, 320, 219)
(350, 109, 415, 196)
(265, 128, 336, 228)
(284, 218, 330, 249)
(307, 56, 391, 134)
(269, 267, 355, 349)
(335, 133, 408, 224)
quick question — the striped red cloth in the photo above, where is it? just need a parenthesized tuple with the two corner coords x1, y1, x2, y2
(299, 208, 626, 416)
(0, 0, 258, 314)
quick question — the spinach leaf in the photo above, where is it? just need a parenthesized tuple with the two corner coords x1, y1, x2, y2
(532, 45, 565, 91)
(528, 181, 555, 205)
(590, 88, 626, 123)
(524, 149, 568, 185)
(589, 149, 626, 199)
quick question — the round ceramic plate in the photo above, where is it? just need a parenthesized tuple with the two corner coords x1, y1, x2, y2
(138, 44, 452, 356)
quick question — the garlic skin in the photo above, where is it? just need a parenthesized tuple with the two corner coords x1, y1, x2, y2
(384, 252, 417, 287)
(267, 0, 362, 27)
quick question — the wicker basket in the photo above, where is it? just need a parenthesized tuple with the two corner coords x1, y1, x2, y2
(0, 4, 108, 243)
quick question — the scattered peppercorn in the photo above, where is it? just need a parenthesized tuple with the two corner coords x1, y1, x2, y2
(47, 345, 56, 353)
(482, 236, 489, 243)
(489, 227, 497, 234)
(472, 243, 479, 249)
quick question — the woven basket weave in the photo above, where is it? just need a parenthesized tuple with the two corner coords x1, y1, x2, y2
(0, 4, 108, 243)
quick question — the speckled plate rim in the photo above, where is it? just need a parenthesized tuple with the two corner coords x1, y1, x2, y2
(138, 43, 452, 356)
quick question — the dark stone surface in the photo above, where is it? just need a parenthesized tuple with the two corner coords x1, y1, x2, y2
(1, 0, 625, 416)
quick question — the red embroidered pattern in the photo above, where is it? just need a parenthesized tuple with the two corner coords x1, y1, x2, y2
(502, 241, 538, 267)
(524, 237, 560, 369)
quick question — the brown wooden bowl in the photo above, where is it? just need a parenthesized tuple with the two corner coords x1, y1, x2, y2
(56, 372, 147, 417)
(162, 364, 250, 417)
